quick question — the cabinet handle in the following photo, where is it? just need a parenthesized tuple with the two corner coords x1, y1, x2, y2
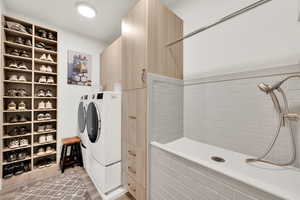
(128, 166, 136, 174)
(141, 68, 146, 83)
(128, 150, 136, 157)
(128, 116, 137, 119)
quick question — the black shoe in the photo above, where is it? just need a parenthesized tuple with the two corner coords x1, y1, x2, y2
(3, 165, 14, 179)
(47, 32, 56, 40)
(25, 39, 32, 46)
(15, 37, 24, 45)
(7, 153, 17, 162)
(26, 27, 33, 34)
(20, 50, 29, 58)
(10, 49, 20, 56)
(14, 162, 25, 176)
(37, 29, 47, 38)
(19, 126, 29, 135)
(35, 42, 46, 49)
(17, 152, 26, 160)
(8, 127, 20, 136)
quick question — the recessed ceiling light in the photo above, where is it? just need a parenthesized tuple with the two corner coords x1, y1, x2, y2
(77, 2, 97, 18)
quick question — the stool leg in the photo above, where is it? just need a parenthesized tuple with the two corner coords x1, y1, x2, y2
(60, 144, 68, 173)
(76, 143, 83, 167)
(59, 144, 65, 170)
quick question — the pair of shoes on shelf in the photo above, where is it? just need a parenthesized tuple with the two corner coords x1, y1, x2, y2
(36, 89, 53, 97)
(9, 61, 29, 70)
(38, 101, 53, 109)
(7, 101, 27, 111)
(37, 124, 54, 133)
(8, 74, 27, 82)
(38, 134, 54, 144)
(39, 65, 53, 73)
(3, 162, 30, 179)
(37, 29, 56, 41)
(8, 138, 29, 149)
(39, 54, 54, 62)
(7, 152, 27, 162)
(15, 37, 32, 46)
(37, 113, 52, 121)
(9, 115, 29, 123)
(10, 49, 30, 57)
(38, 76, 54, 84)
(8, 127, 30, 136)
(7, 88, 28, 97)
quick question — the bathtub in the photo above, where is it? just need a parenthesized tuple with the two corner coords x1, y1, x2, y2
(150, 137, 300, 200)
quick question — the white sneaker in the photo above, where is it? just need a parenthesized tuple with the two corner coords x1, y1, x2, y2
(47, 76, 54, 84)
(9, 139, 19, 148)
(45, 90, 53, 97)
(39, 76, 47, 83)
(37, 89, 46, 97)
(9, 75, 18, 81)
(46, 134, 53, 142)
(8, 101, 17, 111)
(18, 101, 26, 110)
(40, 54, 47, 60)
(39, 135, 46, 144)
(45, 113, 52, 120)
(37, 113, 45, 121)
(45, 101, 52, 109)
(46, 66, 53, 73)
(37, 125, 45, 132)
(9, 62, 18, 68)
(37, 147, 45, 155)
(19, 139, 29, 146)
(39, 65, 47, 72)
(38, 101, 46, 109)
(18, 75, 27, 82)
(45, 124, 53, 131)
(47, 54, 54, 62)
(46, 146, 53, 153)
(18, 63, 28, 70)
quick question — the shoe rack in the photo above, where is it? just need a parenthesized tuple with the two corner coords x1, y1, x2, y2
(0, 16, 58, 181)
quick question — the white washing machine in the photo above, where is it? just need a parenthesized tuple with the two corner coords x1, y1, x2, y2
(86, 92, 124, 198)
(77, 94, 90, 174)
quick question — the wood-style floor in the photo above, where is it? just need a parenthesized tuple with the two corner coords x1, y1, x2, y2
(0, 166, 134, 200)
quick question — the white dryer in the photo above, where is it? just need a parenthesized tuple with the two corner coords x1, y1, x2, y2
(77, 94, 89, 173)
(86, 92, 123, 197)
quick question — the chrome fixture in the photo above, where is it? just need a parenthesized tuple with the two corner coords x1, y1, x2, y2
(166, 0, 272, 47)
(246, 75, 300, 166)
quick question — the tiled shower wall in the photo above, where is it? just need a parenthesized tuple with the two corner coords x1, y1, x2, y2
(184, 64, 300, 167)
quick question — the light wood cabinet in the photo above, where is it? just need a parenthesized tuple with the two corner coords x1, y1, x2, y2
(121, 0, 183, 199)
(122, 0, 183, 90)
(100, 37, 122, 91)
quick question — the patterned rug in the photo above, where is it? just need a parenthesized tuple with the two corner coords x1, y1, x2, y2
(14, 169, 90, 200)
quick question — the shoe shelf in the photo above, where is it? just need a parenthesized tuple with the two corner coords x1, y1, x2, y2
(33, 151, 56, 159)
(4, 41, 32, 50)
(3, 145, 31, 152)
(3, 109, 32, 113)
(1, 15, 58, 180)
(3, 133, 32, 139)
(34, 70, 57, 75)
(4, 28, 32, 38)
(4, 54, 32, 61)
(33, 141, 56, 147)
(3, 67, 32, 73)
(2, 156, 32, 166)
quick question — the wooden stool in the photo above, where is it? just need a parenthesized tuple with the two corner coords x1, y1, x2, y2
(59, 136, 83, 173)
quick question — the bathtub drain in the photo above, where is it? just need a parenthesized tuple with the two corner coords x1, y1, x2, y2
(211, 156, 225, 163)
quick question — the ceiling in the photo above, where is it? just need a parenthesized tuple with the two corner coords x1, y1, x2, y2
(3, 0, 179, 44)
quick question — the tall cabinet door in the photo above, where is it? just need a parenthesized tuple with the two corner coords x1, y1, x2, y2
(122, 0, 148, 90)
(123, 89, 147, 200)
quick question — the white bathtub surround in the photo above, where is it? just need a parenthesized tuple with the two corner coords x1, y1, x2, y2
(151, 138, 300, 200)
(184, 64, 300, 167)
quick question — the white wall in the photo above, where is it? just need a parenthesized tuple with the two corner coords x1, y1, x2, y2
(4, 10, 107, 140)
(170, 0, 300, 78)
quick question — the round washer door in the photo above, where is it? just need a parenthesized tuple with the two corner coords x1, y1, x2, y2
(77, 102, 86, 134)
(86, 102, 101, 143)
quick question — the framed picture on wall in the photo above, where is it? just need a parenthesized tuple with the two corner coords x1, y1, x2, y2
(67, 50, 92, 86)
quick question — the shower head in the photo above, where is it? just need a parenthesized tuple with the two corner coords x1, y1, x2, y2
(258, 75, 300, 94)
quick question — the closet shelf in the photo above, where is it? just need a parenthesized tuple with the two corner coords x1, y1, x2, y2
(33, 151, 57, 159)
(2, 157, 31, 165)
(3, 28, 33, 37)
(4, 80, 32, 84)
(34, 82, 57, 86)
(33, 141, 56, 147)
(3, 145, 31, 152)
(4, 41, 32, 50)
(3, 133, 32, 139)
(33, 119, 57, 123)
(4, 54, 32, 61)
(35, 48, 57, 55)
(3, 121, 32, 126)
(3, 96, 32, 99)
(34, 59, 57, 65)
(34, 130, 56, 135)
(35, 36, 57, 45)
(3, 67, 32, 73)
(3, 110, 32, 113)
(34, 97, 57, 99)
(34, 109, 57, 112)
(34, 71, 57, 75)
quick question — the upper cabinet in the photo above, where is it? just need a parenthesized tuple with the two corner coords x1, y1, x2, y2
(122, 0, 183, 90)
(100, 37, 122, 91)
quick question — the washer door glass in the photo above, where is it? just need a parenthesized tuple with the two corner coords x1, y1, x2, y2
(78, 102, 86, 133)
(86, 102, 101, 143)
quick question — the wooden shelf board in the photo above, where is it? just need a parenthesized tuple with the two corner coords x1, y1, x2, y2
(3, 96, 32, 99)
(4, 54, 33, 61)
(34, 109, 57, 112)
(3, 67, 32, 73)
(3, 121, 32, 126)
(2, 157, 31, 165)
(3, 28, 33, 38)
(35, 48, 57, 55)
(33, 151, 57, 159)
(34, 59, 57, 65)
(33, 119, 57, 123)
(3, 145, 31, 152)
(3, 133, 32, 139)
(33, 141, 56, 147)
(4, 80, 32, 84)
(34, 35, 57, 45)
(34, 82, 57, 86)
(4, 41, 32, 50)
(34, 71, 57, 75)
(3, 109, 32, 113)
(34, 130, 56, 135)
(34, 97, 57, 99)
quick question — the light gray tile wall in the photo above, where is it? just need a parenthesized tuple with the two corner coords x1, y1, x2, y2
(184, 65, 300, 167)
(150, 146, 283, 200)
(148, 74, 184, 144)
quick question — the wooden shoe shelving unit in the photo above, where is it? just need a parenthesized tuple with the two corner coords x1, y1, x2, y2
(0, 16, 58, 183)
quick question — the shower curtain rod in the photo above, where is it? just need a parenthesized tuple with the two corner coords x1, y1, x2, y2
(166, 0, 272, 47)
